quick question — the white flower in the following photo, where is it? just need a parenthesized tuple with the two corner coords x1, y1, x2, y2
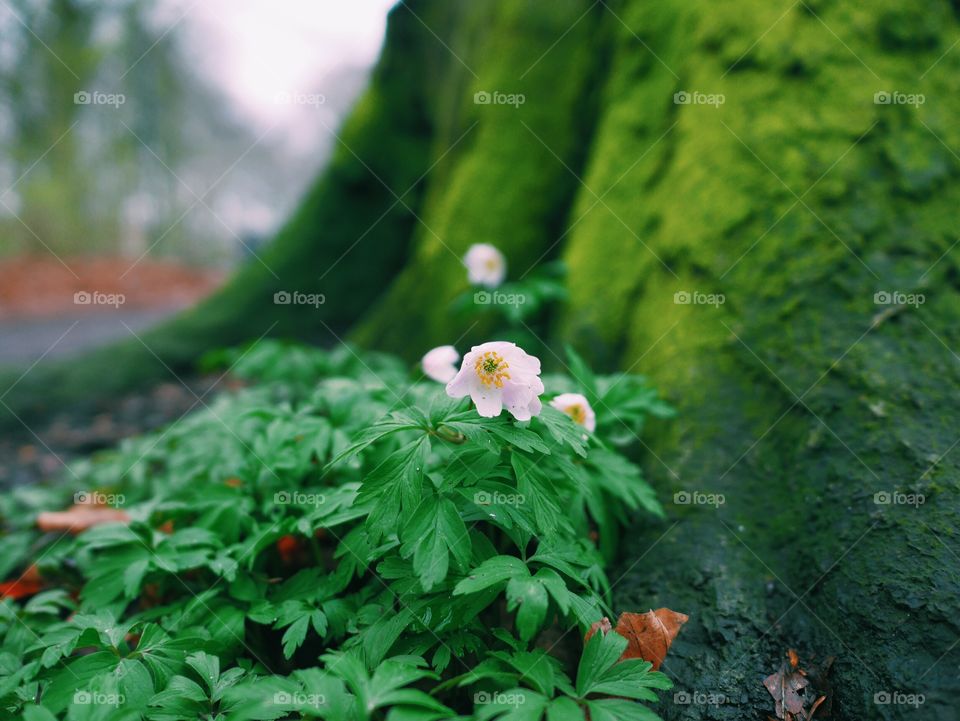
(464, 243, 506, 288)
(550, 393, 596, 432)
(446, 341, 543, 420)
(422, 345, 460, 383)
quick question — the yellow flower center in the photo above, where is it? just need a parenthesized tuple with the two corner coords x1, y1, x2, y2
(474, 351, 511, 388)
(564, 403, 587, 426)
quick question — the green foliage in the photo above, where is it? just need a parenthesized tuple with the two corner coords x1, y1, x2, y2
(0, 340, 672, 719)
(450, 262, 569, 327)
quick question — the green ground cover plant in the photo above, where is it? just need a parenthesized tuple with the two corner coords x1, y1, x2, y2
(0, 339, 675, 720)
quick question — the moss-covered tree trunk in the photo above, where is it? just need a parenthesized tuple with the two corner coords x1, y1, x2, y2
(556, 2, 960, 719)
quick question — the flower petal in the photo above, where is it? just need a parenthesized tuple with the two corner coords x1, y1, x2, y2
(423, 345, 459, 383)
(471, 387, 503, 417)
(549, 393, 595, 431)
(502, 382, 534, 421)
(464, 244, 506, 288)
(445, 368, 473, 398)
(527, 396, 543, 419)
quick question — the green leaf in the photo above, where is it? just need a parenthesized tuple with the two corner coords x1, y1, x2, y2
(186, 651, 221, 693)
(454, 556, 529, 595)
(361, 436, 431, 539)
(327, 411, 425, 468)
(565, 345, 598, 400)
(585, 698, 664, 721)
(40, 651, 119, 713)
(511, 453, 566, 538)
(486, 648, 569, 697)
(588, 449, 663, 518)
(324, 652, 444, 715)
(311, 609, 328, 637)
(148, 674, 208, 721)
(506, 577, 549, 642)
(133, 624, 198, 687)
(534, 567, 570, 616)
(360, 608, 415, 666)
(537, 405, 588, 457)
(281, 615, 310, 659)
(547, 696, 585, 721)
(22, 706, 58, 721)
(443, 412, 551, 455)
(576, 629, 628, 697)
(123, 558, 150, 598)
(487, 422, 552, 455)
(401, 494, 472, 591)
(588, 657, 670, 700)
(472, 688, 548, 720)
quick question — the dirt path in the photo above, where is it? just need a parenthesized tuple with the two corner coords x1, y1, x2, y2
(0, 309, 179, 365)
(0, 255, 230, 488)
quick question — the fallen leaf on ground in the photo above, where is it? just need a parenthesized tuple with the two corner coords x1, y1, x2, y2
(277, 534, 303, 564)
(763, 649, 833, 720)
(0, 577, 44, 600)
(764, 657, 808, 719)
(585, 608, 689, 670)
(37, 501, 130, 533)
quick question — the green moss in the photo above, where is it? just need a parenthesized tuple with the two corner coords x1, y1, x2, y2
(554, 1, 960, 716)
(351, 0, 610, 354)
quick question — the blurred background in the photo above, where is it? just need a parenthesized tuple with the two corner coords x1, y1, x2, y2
(0, 0, 395, 363)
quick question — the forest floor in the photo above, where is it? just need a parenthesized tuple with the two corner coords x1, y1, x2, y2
(0, 374, 228, 490)
(0, 255, 229, 488)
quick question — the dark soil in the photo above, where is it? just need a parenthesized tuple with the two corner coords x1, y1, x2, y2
(0, 375, 228, 490)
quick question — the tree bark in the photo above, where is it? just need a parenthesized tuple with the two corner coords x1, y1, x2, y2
(558, 2, 960, 718)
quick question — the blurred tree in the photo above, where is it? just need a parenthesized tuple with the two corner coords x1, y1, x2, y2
(0, 0, 282, 262)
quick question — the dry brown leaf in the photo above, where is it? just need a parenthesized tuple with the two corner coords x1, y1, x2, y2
(764, 662, 809, 720)
(0, 577, 44, 600)
(37, 502, 129, 533)
(806, 695, 827, 720)
(0, 564, 44, 600)
(277, 534, 304, 564)
(585, 608, 689, 671)
(763, 649, 833, 721)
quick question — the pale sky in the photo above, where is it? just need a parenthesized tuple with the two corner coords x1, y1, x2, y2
(178, 0, 398, 132)
(171, 0, 399, 232)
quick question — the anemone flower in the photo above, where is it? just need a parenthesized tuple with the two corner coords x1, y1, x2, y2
(446, 341, 543, 420)
(464, 243, 506, 287)
(550, 392, 596, 432)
